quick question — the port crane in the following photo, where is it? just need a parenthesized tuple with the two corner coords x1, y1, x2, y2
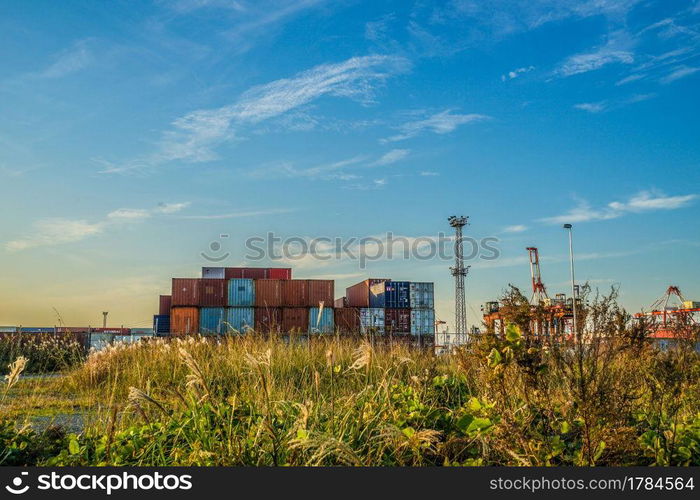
(527, 247, 548, 305)
(634, 286, 700, 338)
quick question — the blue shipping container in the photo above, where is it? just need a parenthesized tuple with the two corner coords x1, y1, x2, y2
(360, 308, 385, 335)
(309, 307, 334, 334)
(410, 309, 435, 336)
(225, 307, 254, 333)
(385, 281, 410, 308)
(153, 315, 170, 334)
(19, 327, 55, 333)
(199, 307, 226, 335)
(369, 280, 386, 307)
(227, 278, 255, 306)
(409, 282, 434, 309)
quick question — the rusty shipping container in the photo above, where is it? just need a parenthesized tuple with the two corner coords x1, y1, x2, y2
(282, 307, 309, 332)
(159, 295, 172, 315)
(224, 267, 292, 280)
(334, 297, 347, 308)
(335, 307, 360, 333)
(385, 308, 411, 334)
(307, 280, 334, 307)
(171, 307, 200, 335)
(346, 279, 388, 308)
(255, 307, 281, 333)
(254, 279, 282, 307)
(172, 278, 200, 306)
(199, 279, 227, 307)
(281, 279, 308, 307)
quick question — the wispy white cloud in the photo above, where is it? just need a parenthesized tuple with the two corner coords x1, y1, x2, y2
(574, 101, 607, 113)
(155, 202, 191, 214)
(383, 109, 490, 143)
(104, 55, 409, 173)
(501, 65, 535, 81)
(246, 156, 367, 180)
(6, 219, 105, 252)
(107, 208, 152, 220)
(574, 93, 654, 113)
(371, 149, 409, 166)
(6, 202, 191, 251)
(40, 40, 93, 79)
(163, 0, 247, 13)
(540, 190, 698, 224)
(615, 73, 645, 85)
(180, 208, 296, 220)
(419, 171, 439, 176)
(503, 224, 528, 233)
(660, 65, 700, 84)
(557, 47, 633, 77)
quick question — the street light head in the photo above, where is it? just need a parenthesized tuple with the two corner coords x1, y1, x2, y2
(563, 223, 572, 229)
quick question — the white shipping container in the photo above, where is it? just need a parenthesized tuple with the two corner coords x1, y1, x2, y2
(360, 308, 385, 335)
(202, 267, 225, 279)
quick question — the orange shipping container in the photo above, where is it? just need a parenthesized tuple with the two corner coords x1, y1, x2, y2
(171, 307, 200, 335)
(334, 297, 346, 308)
(255, 307, 281, 333)
(255, 279, 282, 307)
(282, 279, 308, 307)
(307, 280, 334, 307)
(346, 279, 388, 308)
(282, 308, 309, 332)
(335, 307, 360, 334)
(172, 278, 200, 306)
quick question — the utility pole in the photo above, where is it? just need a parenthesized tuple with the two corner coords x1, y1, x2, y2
(563, 224, 577, 336)
(448, 216, 470, 336)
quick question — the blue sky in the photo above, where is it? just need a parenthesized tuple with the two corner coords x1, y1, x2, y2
(1, 0, 699, 329)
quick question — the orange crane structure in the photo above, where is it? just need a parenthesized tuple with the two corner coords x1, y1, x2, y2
(483, 247, 575, 337)
(634, 286, 700, 340)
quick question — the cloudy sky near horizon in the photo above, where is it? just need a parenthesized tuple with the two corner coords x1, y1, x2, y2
(1, 0, 699, 329)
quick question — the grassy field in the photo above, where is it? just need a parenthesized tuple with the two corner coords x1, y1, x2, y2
(1, 289, 699, 466)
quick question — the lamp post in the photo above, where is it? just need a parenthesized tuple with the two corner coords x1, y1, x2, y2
(563, 224, 577, 336)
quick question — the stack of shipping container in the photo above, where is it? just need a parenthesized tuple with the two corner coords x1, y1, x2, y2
(158, 267, 336, 335)
(336, 279, 435, 337)
(155, 268, 433, 338)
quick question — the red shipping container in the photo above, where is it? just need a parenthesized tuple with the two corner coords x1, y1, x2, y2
(385, 308, 411, 333)
(224, 267, 292, 279)
(255, 279, 282, 307)
(225, 267, 268, 279)
(255, 307, 281, 333)
(307, 280, 334, 307)
(346, 279, 388, 308)
(335, 307, 360, 334)
(334, 297, 347, 308)
(171, 307, 200, 335)
(172, 278, 200, 306)
(268, 268, 292, 279)
(199, 279, 227, 307)
(282, 308, 309, 332)
(282, 279, 308, 307)
(159, 295, 172, 315)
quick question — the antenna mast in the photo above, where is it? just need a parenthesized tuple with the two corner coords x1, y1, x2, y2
(448, 216, 470, 335)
